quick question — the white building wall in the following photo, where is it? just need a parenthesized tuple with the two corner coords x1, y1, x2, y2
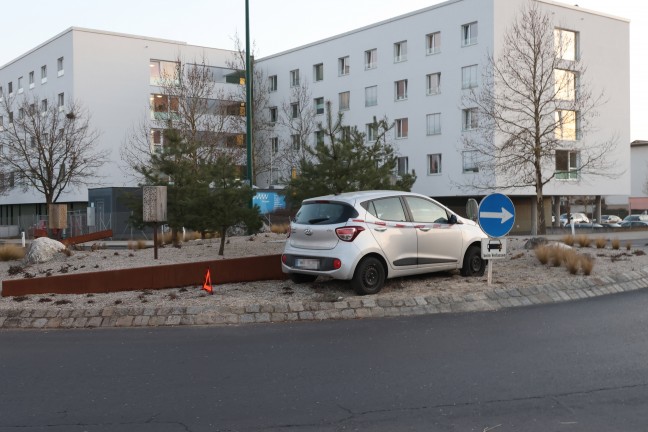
(0, 27, 240, 207)
(257, 0, 630, 200)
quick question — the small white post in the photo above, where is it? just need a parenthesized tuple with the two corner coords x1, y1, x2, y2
(21, 231, 25, 248)
(487, 259, 492, 286)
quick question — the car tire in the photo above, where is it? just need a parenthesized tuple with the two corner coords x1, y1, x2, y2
(352, 256, 385, 295)
(460, 245, 486, 277)
(289, 273, 318, 284)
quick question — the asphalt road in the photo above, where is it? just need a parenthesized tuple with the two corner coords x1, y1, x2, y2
(2, 290, 648, 431)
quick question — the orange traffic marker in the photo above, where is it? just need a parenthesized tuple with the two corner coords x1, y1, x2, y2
(203, 268, 213, 294)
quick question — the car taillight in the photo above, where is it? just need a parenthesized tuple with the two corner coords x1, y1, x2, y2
(335, 226, 365, 242)
(333, 258, 342, 269)
(281, 254, 287, 264)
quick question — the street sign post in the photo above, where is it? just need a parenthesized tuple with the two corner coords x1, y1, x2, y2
(478, 193, 516, 286)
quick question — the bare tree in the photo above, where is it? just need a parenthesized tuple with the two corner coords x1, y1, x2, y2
(274, 79, 318, 182)
(0, 94, 106, 205)
(461, 1, 618, 234)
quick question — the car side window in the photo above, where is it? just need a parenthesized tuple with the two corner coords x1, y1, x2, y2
(368, 197, 407, 222)
(405, 197, 449, 223)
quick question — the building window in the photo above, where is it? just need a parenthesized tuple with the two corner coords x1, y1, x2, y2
(397, 157, 409, 176)
(18, 76, 23, 93)
(29, 71, 34, 89)
(150, 94, 179, 120)
(0, 86, 3, 99)
(314, 97, 324, 115)
(290, 69, 300, 87)
(365, 49, 377, 70)
(555, 110, 579, 140)
(150, 129, 163, 153)
(426, 73, 441, 95)
(271, 137, 279, 154)
(555, 28, 578, 61)
(314, 63, 324, 82)
(428, 154, 442, 174)
(338, 56, 350, 76)
(8, 81, 13, 96)
(365, 85, 377, 107)
(555, 69, 576, 101)
(340, 126, 352, 141)
(462, 151, 479, 173)
(41, 65, 47, 83)
(57, 57, 64, 76)
(41, 99, 48, 113)
(462, 65, 478, 89)
(58, 93, 65, 111)
(149, 60, 179, 85)
(291, 134, 300, 151)
(395, 79, 408, 101)
(366, 123, 378, 142)
(268, 75, 278, 92)
(291, 102, 299, 119)
(555, 150, 579, 180)
(426, 113, 441, 135)
(462, 22, 478, 46)
(18, 108, 24, 120)
(426, 32, 441, 55)
(462, 108, 478, 130)
(8, 112, 13, 124)
(0, 116, 3, 131)
(315, 130, 325, 146)
(394, 41, 407, 63)
(339, 91, 350, 111)
(395, 118, 408, 139)
(269, 106, 277, 123)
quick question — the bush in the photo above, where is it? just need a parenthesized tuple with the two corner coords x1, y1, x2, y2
(535, 245, 550, 265)
(576, 235, 592, 248)
(563, 235, 575, 246)
(270, 223, 290, 234)
(580, 255, 595, 275)
(0, 244, 25, 261)
(611, 238, 621, 250)
(595, 238, 607, 249)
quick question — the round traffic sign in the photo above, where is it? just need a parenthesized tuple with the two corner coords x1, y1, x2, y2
(478, 193, 515, 238)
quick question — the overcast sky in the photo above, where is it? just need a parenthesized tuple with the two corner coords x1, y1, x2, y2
(2, 0, 646, 140)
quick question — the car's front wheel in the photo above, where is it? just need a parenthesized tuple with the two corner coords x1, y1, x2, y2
(352, 256, 385, 295)
(289, 273, 318, 284)
(460, 245, 486, 277)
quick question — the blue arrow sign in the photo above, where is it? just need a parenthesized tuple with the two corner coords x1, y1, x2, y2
(478, 193, 515, 238)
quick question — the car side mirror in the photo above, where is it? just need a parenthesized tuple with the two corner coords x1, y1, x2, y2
(449, 214, 458, 225)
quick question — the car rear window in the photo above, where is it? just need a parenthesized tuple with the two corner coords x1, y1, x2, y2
(294, 202, 358, 225)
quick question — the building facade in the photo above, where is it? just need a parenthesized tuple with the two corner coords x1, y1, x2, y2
(256, 0, 630, 230)
(0, 27, 243, 229)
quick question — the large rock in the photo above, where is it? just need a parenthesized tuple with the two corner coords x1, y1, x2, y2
(24, 237, 66, 264)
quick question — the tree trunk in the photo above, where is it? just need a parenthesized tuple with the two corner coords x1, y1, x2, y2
(218, 227, 227, 256)
(536, 189, 546, 235)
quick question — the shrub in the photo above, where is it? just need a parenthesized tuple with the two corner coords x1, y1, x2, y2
(625, 242, 632, 251)
(535, 245, 550, 265)
(564, 250, 580, 274)
(580, 255, 595, 275)
(563, 235, 575, 247)
(270, 223, 291, 234)
(576, 235, 592, 248)
(595, 238, 607, 249)
(128, 240, 147, 250)
(611, 238, 621, 250)
(550, 247, 565, 267)
(8, 265, 24, 275)
(0, 244, 25, 261)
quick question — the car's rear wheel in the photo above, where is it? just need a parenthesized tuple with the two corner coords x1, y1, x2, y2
(352, 256, 385, 295)
(460, 245, 486, 276)
(289, 273, 318, 284)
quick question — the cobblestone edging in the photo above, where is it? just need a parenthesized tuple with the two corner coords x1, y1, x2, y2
(2, 269, 648, 330)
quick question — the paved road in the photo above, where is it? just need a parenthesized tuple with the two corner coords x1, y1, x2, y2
(2, 290, 648, 431)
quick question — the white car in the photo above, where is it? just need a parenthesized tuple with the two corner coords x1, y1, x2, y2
(560, 212, 590, 226)
(281, 190, 488, 295)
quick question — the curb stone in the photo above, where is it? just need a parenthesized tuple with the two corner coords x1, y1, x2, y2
(1, 269, 648, 330)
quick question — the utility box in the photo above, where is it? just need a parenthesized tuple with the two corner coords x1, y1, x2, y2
(48, 204, 68, 229)
(142, 186, 167, 222)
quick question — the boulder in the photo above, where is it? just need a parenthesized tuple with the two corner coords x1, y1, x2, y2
(523, 237, 548, 250)
(24, 237, 66, 264)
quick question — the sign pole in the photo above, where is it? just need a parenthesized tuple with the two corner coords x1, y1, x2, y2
(487, 258, 492, 286)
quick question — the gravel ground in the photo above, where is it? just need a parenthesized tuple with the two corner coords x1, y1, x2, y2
(1, 232, 647, 311)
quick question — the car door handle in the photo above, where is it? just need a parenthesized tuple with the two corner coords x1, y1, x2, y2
(417, 226, 431, 232)
(374, 227, 387, 232)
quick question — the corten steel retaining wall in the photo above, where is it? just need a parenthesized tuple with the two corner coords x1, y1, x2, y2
(2, 254, 287, 297)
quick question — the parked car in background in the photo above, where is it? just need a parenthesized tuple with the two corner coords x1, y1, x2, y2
(281, 190, 488, 295)
(620, 220, 648, 228)
(563, 222, 605, 229)
(623, 214, 648, 223)
(600, 215, 622, 224)
(560, 212, 590, 226)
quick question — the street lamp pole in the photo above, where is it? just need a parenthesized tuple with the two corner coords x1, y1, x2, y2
(245, 0, 253, 187)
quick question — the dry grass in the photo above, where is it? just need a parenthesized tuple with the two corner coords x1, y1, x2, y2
(576, 235, 592, 248)
(534, 245, 551, 265)
(534, 243, 596, 276)
(611, 238, 621, 250)
(562, 235, 575, 247)
(564, 250, 580, 274)
(625, 242, 632, 251)
(128, 239, 147, 250)
(0, 244, 25, 261)
(595, 237, 607, 249)
(580, 255, 595, 275)
(270, 223, 290, 234)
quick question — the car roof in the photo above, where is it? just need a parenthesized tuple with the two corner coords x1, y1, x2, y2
(302, 190, 427, 204)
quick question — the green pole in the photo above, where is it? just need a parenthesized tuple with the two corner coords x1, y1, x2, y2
(245, 0, 253, 187)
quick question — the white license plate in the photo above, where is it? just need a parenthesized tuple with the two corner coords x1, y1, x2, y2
(295, 258, 319, 270)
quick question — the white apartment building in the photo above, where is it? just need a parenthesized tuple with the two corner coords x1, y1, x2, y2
(256, 0, 630, 230)
(0, 27, 243, 227)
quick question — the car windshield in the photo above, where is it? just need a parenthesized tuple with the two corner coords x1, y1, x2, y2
(294, 201, 359, 225)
